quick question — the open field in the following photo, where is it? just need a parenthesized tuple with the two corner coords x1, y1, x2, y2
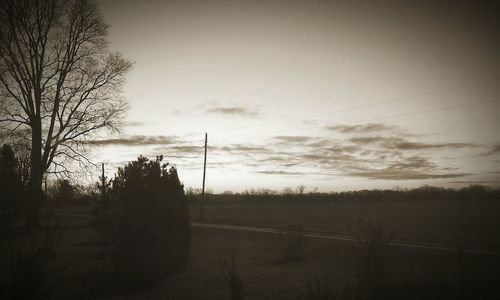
(189, 199, 500, 251)
(160, 225, 500, 299)
(3, 203, 500, 299)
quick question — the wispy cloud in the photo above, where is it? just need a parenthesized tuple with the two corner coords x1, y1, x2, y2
(449, 180, 500, 184)
(347, 169, 470, 180)
(256, 170, 308, 176)
(483, 143, 500, 156)
(170, 145, 203, 153)
(245, 123, 482, 181)
(391, 141, 477, 150)
(123, 121, 146, 127)
(341, 155, 470, 180)
(95, 122, 484, 183)
(349, 136, 477, 150)
(215, 144, 266, 153)
(206, 105, 258, 117)
(274, 136, 313, 143)
(325, 123, 397, 133)
(93, 135, 179, 146)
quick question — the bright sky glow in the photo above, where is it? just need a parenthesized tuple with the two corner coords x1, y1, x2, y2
(92, 0, 500, 192)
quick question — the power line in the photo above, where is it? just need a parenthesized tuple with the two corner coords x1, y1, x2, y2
(306, 76, 499, 119)
(108, 96, 499, 176)
(211, 97, 500, 143)
(354, 97, 500, 124)
(210, 76, 500, 141)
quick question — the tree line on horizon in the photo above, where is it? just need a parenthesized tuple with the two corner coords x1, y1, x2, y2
(186, 184, 500, 204)
(3, 141, 496, 215)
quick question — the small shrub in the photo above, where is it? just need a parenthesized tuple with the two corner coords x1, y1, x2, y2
(304, 275, 340, 300)
(305, 274, 359, 300)
(1, 213, 66, 300)
(353, 219, 393, 300)
(220, 249, 245, 300)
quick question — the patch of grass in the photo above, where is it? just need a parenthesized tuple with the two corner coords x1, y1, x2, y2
(1, 213, 67, 300)
(189, 199, 500, 250)
(279, 225, 306, 261)
(304, 274, 354, 300)
(353, 219, 393, 300)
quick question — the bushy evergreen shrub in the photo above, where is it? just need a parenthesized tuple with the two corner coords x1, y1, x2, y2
(109, 156, 190, 289)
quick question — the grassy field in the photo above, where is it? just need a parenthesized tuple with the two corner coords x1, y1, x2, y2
(189, 199, 500, 251)
(158, 226, 500, 299)
(0, 209, 107, 299)
(2, 202, 500, 299)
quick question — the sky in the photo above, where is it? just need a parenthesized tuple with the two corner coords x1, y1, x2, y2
(92, 0, 500, 192)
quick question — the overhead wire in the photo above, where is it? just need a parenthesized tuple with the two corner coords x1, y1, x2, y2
(208, 76, 500, 142)
(210, 95, 500, 143)
(125, 77, 500, 185)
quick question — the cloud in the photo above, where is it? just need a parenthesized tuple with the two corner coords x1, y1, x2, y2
(349, 136, 477, 150)
(386, 155, 436, 170)
(449, 180, 500, 184)
(124, 121, 146, 127)
(341, 154, 471, 180)
(256, 170, 308, 176)
(483, 143, 500, 156)
(267, 137, 471, 180)
(302, 153, 360, 164)
(347, 169, 470, 180)
(206, 105, 258, 117)
(308, 139, 333, 148)
(349, 136, 392, 145)
(94, 122, 482, 184)
(170, 145, 203, 153)
(216, 123, 478, 182)
(216, 144, 267, 153)
(325, 123, 397, 133)
(93, 135, 179, 146)
(390, 141, 477, 150)
(274, 136, 313, 143)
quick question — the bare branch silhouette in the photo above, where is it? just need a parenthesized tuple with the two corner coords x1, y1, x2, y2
(0, 0, 131, 225)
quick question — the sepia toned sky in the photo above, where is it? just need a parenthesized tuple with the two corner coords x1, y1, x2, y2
(94, 0, 500, 192)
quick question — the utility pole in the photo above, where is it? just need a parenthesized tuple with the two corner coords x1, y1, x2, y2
(200, 132, 207, 221)
(101, 163, 106, 206)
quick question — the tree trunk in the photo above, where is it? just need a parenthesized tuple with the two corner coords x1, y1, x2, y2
(28, 119, 43, 228)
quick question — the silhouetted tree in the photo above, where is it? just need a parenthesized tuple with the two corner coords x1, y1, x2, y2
(0, 144, 25, 236)
(297, 185, 306, 195)
(109, 155, 190, 289)
(97, 169, 111, 207)
(282, 187, 293, 195)
(0, 0, 132, 227)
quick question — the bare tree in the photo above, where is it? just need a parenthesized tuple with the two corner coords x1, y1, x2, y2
(296, 185, 306, 195)
(0, 0, 132, 225)
(282, 187, 293, 195)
